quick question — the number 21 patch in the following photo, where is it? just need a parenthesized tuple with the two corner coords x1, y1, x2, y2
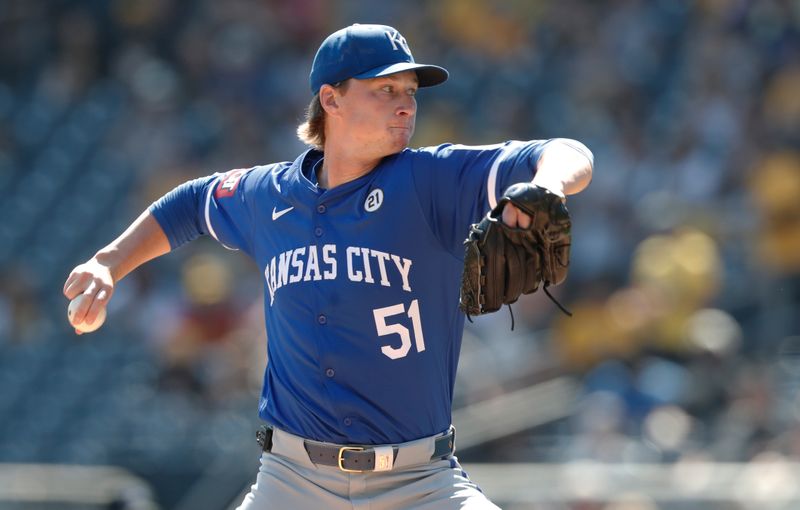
(365, 188, 384, 212)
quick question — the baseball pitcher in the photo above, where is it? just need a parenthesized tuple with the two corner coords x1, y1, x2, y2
(64, 24, 593, 509)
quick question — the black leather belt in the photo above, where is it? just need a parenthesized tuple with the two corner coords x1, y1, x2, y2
(257, 426, 456, 473)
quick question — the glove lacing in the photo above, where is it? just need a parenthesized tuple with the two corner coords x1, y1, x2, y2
(465, 283, 572, 331)
(542, 283, 573, 318)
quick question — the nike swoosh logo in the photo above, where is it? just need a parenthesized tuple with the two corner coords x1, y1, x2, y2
(272, 206, 294, 221)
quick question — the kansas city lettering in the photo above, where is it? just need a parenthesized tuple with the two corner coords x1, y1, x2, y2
(265, 244, 413, 305)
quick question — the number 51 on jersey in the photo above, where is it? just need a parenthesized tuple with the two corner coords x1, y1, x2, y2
(373, 299, 425, 360)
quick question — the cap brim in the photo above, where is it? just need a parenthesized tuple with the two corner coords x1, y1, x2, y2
(353, 62, 449, 88)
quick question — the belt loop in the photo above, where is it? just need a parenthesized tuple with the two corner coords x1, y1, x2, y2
(430, 426, 455, 460)
(256, 425, 273, 452)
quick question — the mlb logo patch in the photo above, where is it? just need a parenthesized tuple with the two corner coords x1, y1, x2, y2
(215, 168, 247, 198)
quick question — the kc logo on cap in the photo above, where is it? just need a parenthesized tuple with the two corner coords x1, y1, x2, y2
(309, 24, 449, 95)
(385, 29, 411, 55)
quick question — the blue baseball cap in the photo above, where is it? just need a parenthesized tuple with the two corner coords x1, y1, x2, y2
(309, 24, 449, 95)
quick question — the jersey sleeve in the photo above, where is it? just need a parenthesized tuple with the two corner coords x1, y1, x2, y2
(148, 167, 261, 255)
(409, 140, 547, 257)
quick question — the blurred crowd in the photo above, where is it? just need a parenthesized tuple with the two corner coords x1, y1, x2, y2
(1, 0, 799, 508)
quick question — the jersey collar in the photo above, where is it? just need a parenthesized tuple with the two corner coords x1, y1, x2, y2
(289, 148, 401, 199)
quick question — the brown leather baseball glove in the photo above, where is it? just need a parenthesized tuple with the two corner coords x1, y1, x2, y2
(459, 183, 572, 318)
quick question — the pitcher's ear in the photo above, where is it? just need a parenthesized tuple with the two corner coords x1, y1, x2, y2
(319, 84, 340, 115)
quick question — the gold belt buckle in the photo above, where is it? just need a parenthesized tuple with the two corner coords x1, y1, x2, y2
(338, 446, 365, 473)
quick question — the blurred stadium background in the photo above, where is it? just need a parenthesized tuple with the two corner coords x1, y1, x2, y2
(1, 0, 799, 509)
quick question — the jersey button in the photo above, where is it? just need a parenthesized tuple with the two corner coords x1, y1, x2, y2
(325, 368, 335, 378)
(316, 204, 327, 214)
(314, 227, 323, 237)
(343, 417, 352, 426)
(317, 314, 327, 325)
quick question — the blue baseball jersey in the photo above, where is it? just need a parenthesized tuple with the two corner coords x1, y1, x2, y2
(151, 140, 557, 445)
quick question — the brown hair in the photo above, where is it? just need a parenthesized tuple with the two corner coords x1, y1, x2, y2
(296, 81, 349, 150)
